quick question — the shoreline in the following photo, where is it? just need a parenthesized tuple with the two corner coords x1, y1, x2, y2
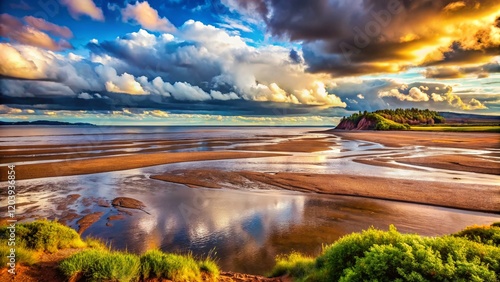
(328, 130, 500, 149)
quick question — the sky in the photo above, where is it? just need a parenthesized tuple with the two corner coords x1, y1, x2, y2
(1, 0, 500, 125)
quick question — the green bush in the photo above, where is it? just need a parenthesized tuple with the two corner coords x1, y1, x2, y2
(59, 249, 141, 282)
(453, 224, 500, 246)
(270, 225, 500, 282)
(0, 220, 86, 253)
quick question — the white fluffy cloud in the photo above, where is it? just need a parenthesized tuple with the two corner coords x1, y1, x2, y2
(378, 83, 487, 111)
(60, 0, 104, 21)
(96, 65, 148, 95)
(379, 87, 430, 102)
(87, 23, 347, 107)
(121, 1, 176, 32)
(0, 43, 42, 79)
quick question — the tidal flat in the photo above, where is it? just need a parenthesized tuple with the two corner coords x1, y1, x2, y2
(1, 126, 499, 275)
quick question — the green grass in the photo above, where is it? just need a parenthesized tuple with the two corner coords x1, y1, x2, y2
(410, 125, 500, 132)
(141, 249, 219, 281)
(269, 252, 315, 281)
(60, 249, 220, 282)
(59, 249, 141, 282)
(0, 220, 106, 268)
(0, 243, 38, 267)
(270, 223, 500, 282)
(0, 219, 220, 281)
(0, 220, 86, 253)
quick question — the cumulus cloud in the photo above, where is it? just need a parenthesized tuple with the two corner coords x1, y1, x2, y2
(435, 92, 488, 110)
(379, 87, 430, 102)
(376, 82, 488, 111)
(0, 43, 42, 79)
(0, 14, 73, 51)
(60, 0, 104, 21)
(95, 65, 148, 95)
(87, 24, 346, 107)
(431, 93, 446, 102)
(121, 1, 176, 32)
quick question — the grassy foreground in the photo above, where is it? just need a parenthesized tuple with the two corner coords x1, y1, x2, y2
(410, 125, 500, 132)
(1, 220, 499, 281)
(270, 223, 500, 282)
(0, 220, 219, 282)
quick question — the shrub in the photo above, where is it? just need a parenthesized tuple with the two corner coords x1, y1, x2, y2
(453, 224, 500, 246)
(0, 220, 86, 253)
(59, 249, 141, 282)
(271, 225, 500, 282)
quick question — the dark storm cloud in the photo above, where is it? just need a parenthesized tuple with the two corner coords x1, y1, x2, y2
(225, 0, 500, 76)
(288, 49, 303, 64)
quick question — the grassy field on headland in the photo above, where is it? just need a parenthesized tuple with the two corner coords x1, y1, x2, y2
(335, 108, 499, 132)
(1, 220, 499, 281)
(410, 125, 500, 132)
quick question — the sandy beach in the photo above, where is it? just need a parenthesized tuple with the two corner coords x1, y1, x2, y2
(330, 131, 500, 149)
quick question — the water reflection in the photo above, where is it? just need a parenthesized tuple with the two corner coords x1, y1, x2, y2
(9, 164, 500, 275)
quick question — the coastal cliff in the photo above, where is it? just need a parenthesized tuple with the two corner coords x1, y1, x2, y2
(335, 116, 377, 130)
(335, 108, 445, 130)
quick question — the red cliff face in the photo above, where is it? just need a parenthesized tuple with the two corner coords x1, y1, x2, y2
(335, 119, 356, 130)
(335, 117, 376, 130)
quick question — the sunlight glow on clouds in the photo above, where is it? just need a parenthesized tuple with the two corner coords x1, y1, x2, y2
(60, 0, 104, 21)
(121, 1, 176, 32)
(1, 0, 499, 125)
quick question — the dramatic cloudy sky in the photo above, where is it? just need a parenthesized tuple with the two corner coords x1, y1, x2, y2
(1, 0, 499, 125)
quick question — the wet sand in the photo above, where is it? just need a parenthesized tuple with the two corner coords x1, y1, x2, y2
(330, 131, 500, 174)
(233, 137, 336, 152)
(398, 154, 500, 175)
(0, 151, 288, 181)
(152, 169, 500, 213)
(331, 131, 500, 149)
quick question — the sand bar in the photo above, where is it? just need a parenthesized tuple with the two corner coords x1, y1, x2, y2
(233, 137, 335, 152)
(0, 151, 288, 181)
(152, 169, 500, 213)
(398, 154, 500, 175)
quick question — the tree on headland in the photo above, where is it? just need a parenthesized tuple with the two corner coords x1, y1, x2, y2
(336, 108, 446, 130)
